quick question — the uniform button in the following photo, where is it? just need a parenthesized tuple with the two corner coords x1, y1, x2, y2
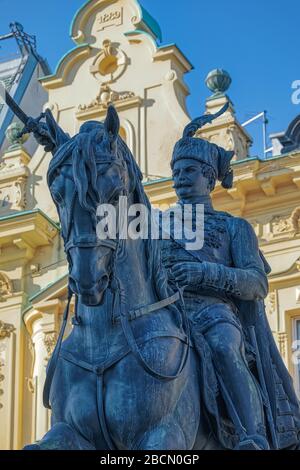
(94, 366, 103, 375)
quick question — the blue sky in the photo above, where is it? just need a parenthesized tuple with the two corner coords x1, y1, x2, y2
(0, 0, 299, 157)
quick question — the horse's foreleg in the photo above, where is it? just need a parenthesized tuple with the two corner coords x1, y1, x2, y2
(23, 422, 96, 450)
(105, 337, 200, 450)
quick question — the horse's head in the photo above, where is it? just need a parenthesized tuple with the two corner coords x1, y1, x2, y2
(47, 106, 138, 306)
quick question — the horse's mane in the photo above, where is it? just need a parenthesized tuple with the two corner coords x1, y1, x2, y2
(48, 126, 105, 213)
(47, 125, 179, 308)
(116, 137, 179, 308)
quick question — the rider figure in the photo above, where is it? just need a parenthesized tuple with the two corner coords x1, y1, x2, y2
(161, 110, 300, 450)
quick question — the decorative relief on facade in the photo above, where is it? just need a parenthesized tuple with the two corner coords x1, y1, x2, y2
(77, 87, 139, 121)
(43, 332, 58, 361)
(0, 321, 15, 339)
(89, 39, 127, 83)
(271, 214, 294, 235)
(266, 291, 276, 315)
(226, 125, 250, 161)
(277, 332, 288, 359)
(0, 273, 13, 301)
(165, 71, 176, 82)
(0, 177, 27, 212)
(196, 124, 250, 161)
(0, 322, 15, 409)
(0, 161, 14, 172)
(78, 83, 135, 112)
(200, 132, 219, 145)
(255, 210, 300, 243)
(291, 207, 300, 234)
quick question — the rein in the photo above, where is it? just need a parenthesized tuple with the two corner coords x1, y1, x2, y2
(111, 274, 190, 382)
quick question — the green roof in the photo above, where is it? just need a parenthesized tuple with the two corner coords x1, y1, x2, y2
(143, 176, 172, 186)
(140, 4, 162, 42)
(22, 272, 68, 319)
(0, 208, 60, 230)
(39, 44, 90, 82)
(28, 273, 68, 303)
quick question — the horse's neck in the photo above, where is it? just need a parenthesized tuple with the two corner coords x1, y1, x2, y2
(115, 237, 158, 312)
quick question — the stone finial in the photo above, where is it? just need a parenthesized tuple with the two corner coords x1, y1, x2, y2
(5, 122, 29, 151)
(205, 69, 232, 97)
(196, 69, 252, 160)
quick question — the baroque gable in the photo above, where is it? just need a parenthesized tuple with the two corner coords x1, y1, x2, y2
(37, 0, 193, 183)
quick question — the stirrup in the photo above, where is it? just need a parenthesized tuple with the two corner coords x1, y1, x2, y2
(235, 434, 270, 450)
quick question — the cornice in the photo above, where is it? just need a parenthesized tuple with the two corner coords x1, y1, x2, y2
(0, 210, 59, 263)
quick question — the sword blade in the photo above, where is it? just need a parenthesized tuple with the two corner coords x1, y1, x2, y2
(0, 81, 29, 125)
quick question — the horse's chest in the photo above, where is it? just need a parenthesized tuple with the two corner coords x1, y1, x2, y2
(62, 291, 184, 369)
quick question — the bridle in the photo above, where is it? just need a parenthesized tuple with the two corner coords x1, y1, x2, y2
(65, 235, 118, 252)
(43, 184, 118, 408)
(43, 165, 190, 410)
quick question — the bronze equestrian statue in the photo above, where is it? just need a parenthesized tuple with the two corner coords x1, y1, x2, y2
(2, 84, 299, 449)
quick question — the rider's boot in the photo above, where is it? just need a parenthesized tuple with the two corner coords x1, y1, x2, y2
(235, 433, 270, 450)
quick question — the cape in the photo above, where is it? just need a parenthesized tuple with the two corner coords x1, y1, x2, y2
(191, 298, 300, 449)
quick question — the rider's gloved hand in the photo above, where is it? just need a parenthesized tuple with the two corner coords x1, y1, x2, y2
(170, 262, 204, 288)
(33, 122, 55, 152)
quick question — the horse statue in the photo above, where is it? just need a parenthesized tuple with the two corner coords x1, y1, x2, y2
(23, 102, 300, 450)
(24, 105, 223, 450)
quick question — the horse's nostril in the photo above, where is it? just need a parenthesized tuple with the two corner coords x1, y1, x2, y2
(69, 274, 109, 294)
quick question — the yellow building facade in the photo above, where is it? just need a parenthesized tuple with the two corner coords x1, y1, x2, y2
(0, 0, 300, 449)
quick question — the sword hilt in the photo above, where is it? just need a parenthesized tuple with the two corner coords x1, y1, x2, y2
(18, 112, 46, 138)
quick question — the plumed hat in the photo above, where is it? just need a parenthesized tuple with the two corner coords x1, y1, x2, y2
(171, 103, 235, 189)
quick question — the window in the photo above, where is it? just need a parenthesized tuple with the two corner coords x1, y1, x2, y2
(292, 318, 300, 398)
(119, 126, 126, 143)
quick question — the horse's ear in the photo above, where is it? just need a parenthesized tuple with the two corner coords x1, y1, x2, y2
(104, 105, 120, 142)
